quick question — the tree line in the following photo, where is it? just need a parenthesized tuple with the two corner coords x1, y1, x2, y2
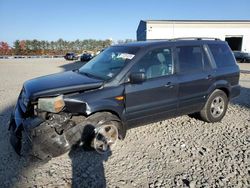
(0, 39, 112, 55)
(0, 39, 136, 56)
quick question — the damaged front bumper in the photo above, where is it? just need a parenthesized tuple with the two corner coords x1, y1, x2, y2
(9, 104, 82, 160)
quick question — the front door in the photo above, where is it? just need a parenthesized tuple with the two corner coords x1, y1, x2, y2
(124, 47, 178, 126)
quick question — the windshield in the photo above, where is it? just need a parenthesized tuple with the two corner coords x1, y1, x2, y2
(79, 46, 139, 80)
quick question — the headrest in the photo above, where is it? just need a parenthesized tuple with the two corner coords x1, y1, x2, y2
(157, 53, 166, 63)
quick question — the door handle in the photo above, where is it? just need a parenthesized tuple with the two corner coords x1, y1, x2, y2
(164, 82, 174, 88)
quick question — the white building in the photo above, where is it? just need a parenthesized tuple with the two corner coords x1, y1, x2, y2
(137, 20, 250, 52)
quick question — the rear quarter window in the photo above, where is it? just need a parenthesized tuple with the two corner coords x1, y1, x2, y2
(208, 43, 236, 68)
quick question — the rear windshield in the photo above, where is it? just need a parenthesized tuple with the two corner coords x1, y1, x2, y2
(208, 43, 236, 68)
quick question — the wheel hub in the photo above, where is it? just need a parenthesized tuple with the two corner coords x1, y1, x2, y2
(93, 124, 118, 154)
(210, 96, 224, 118)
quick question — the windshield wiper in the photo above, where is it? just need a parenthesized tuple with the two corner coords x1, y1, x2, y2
(79, 71, 104, 80)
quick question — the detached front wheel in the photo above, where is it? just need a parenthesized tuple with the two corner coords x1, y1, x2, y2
(199, 89, 228, 123)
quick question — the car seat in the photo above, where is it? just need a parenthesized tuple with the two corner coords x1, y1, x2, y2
(146, 53, 169, 79)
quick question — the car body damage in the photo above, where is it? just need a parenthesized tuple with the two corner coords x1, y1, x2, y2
(8, 69, 123, 160)
(24, 113, 75, 160)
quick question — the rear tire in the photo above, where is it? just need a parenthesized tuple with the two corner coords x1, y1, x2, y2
(199, 89, 228, 123)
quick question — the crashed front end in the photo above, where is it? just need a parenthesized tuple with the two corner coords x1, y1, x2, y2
(9, 89, 87, 160)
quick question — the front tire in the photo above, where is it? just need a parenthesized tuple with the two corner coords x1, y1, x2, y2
(81, 112, 122, 153)
(199, 89, 228, 123)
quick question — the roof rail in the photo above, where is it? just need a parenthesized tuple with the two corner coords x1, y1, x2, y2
(171, 37, 221, 41)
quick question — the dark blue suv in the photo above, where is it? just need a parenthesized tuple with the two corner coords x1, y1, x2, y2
(9, 38, 240, 159)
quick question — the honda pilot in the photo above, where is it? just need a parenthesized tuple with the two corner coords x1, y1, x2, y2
(9, 38, 240, 160)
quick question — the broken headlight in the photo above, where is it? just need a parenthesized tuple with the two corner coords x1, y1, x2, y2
(38, 95, 65, 113)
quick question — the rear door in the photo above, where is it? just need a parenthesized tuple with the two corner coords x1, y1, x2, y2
(176, 45, 215, 114)
(124, 47, 178, 125)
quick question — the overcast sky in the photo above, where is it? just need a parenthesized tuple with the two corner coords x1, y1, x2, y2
(0, 0, 249, 44)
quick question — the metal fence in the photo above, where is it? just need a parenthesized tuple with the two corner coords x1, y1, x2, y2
(0, 55, 65, 59)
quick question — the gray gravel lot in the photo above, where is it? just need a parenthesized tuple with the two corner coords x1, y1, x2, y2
(0, 59, 249, 187)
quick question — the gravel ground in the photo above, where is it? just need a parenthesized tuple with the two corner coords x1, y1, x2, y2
(0, 59, 249, 188)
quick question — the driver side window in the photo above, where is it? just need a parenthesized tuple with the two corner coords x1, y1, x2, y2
(131, 47, 173, 79)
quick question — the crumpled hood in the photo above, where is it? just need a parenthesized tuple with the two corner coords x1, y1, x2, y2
(23, 70, 103, 100)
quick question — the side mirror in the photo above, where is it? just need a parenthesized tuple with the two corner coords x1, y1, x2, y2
(129, 72, 146, 84)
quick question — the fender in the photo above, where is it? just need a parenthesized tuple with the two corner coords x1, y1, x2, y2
(87, 99, 124, 118)
(64, 97, 124, 118)
(63, 97, 127, 138)
(206, 79, 230, 99)
(64, 98, 87, 114)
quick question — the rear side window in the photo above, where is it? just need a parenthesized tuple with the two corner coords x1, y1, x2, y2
(177, 46, 203, 73)
(208, 43, 236, 68)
